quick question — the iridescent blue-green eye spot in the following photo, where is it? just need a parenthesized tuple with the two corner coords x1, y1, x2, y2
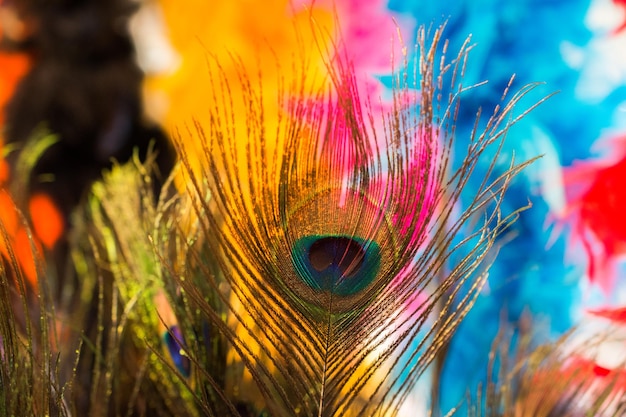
(292, 235, 381, 296)
(163, 325, 191, 377)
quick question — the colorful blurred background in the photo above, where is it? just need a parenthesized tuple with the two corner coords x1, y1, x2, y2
(2, 0, 626, 415)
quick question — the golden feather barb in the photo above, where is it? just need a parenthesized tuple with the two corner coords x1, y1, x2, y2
(461, 324, 626, 417)
(162, 24, 542, 416)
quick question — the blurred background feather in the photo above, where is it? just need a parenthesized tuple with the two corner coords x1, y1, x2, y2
(1, 0, 626, 416)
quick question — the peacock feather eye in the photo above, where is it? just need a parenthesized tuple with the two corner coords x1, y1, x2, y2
(163, 325, 191, 378)
(292, 235, 381, 296)
(277, 188, 399, 316)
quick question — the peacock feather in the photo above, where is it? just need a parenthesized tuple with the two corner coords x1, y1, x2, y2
(0, 133, 81, 417)
(157, 22, 538, 415)
(4, 2, 626, 416)
(56, 14, 540, 413)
